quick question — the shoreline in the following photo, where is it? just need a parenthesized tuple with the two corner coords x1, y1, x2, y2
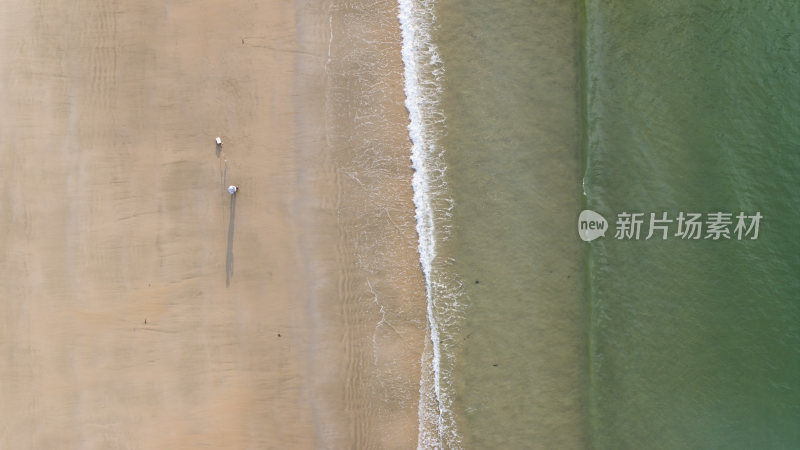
(293, 0, 428, 447)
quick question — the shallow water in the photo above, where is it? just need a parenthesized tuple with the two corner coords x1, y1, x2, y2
(402, 0, 587, 447)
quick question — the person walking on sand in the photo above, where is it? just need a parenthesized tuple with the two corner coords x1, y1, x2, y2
(228, 185, 238, 195)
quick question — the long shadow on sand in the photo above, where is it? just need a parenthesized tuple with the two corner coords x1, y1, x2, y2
(226, 194, 236, 287)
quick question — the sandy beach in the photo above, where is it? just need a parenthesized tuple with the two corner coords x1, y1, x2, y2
(0, 0, 425, 448)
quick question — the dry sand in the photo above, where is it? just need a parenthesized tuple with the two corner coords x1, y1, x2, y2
(0, 0, 425, 448)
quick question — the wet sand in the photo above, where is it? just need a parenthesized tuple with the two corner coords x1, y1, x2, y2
(0, 0, 424, 448)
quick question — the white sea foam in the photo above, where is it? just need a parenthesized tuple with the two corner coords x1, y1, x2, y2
(398, 0, 463, 448)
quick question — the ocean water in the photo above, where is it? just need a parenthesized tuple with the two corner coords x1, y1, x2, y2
(585, 1, 800, 448)
(402, 0, 800, 448)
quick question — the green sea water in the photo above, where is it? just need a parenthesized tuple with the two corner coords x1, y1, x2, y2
(584, 1, 800, 448)
(414, 0, 799, 448)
